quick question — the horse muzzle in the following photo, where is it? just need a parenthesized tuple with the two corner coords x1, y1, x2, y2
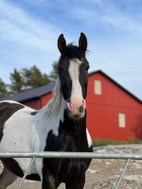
(67, 99, 86, 119)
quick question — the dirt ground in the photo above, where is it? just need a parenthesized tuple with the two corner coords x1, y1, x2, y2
(1, 144, 142, 189)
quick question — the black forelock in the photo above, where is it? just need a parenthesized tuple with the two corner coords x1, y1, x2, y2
(63, 43, 85, 60)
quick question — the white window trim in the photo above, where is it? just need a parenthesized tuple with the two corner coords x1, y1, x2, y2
(94, 80, 102, 95)
(118, 113, 126, 128)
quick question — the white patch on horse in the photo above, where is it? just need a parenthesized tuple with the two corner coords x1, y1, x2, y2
(0, 79, 67, 180)
(0, 100, 24, 105)
(69, 59, 83, 101)
(38, 78, 66, 136)
(30, 78, 66, 177)
(0, 106, 36, 174)
(40, 78, 65, 121)
(86, 129, 92, 147)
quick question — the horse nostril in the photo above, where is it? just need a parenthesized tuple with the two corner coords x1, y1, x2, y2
(79, 105, 84, 113)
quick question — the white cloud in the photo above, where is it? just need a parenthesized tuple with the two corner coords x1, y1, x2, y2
(99, 12, 142, 34)
(0, 0, 62, 83)
(87, 0, 103, 6)
(0, 2, 58, 50)
(70, 0, 142, 35)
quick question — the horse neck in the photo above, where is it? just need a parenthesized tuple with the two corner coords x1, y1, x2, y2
(39, 78, 66, 119)
(38, 78, 87, 139)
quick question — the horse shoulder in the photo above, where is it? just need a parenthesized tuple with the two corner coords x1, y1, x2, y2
(0, 101, 37, 151)
(0, 101, 41, 177)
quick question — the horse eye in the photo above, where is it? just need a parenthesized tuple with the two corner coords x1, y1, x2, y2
(59, 67, 64, 72)
(84, 65, 89, 71)
(60, 66, 68, 73)
(86, 65, 90, 70)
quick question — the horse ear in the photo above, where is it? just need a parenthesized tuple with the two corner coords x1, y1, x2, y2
(58, 34, 66, 54)
(79, 32, 87, 53)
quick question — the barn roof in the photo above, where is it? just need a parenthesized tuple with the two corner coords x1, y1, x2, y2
(0, 83, 55, 102)
(0, 70, 141, 104)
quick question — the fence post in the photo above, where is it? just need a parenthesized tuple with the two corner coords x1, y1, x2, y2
(114, 158, 130, 189)
(17, 157, 36, 189)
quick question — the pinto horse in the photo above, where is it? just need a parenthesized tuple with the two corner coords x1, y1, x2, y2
(0, 33, 93, 189)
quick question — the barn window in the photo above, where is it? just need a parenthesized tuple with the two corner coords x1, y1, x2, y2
(94, 80, 102, 95)
(118, 113, 126, 128)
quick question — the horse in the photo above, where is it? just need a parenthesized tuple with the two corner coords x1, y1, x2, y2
(0, 33, 93, 189)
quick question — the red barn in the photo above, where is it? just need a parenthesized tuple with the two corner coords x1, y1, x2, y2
(87, 71, 142, 142)
(1, 70, 142, 142)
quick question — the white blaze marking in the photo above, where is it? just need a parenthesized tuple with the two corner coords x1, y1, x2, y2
(69, 59, 83, 101)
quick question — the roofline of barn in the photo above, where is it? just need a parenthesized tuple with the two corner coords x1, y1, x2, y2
(89, 70, 142, 104)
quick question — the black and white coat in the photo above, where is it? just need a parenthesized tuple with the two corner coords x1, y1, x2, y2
(0, 33, 93, 189)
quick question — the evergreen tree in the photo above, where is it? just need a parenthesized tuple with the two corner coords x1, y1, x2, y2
(22, 65, 50, 89)
(4, 64, 58, 96)
(49, 61, 58, 81)
(10, 68, 23, 94)
(0, 78, 8, 98)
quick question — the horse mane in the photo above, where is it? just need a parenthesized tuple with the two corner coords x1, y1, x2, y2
(39, 78, 63, 117)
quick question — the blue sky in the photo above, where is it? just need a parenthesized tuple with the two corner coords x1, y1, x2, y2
(0, 0, 142, 99)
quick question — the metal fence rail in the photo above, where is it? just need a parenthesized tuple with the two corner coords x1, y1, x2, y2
(1, 151, 142, 159)
(1, 151, 142, 189)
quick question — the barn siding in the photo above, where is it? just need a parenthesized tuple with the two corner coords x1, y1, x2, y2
(41, 93, 53, 107)
(87, 73, 141, 108)
(86, 73, 142, 141)
(23, 98, 41, 110)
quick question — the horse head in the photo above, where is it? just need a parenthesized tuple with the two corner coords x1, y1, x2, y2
(58, 33, 90, 120)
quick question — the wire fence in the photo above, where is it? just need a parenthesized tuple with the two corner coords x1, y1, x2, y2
(1, 151, 142, 189)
